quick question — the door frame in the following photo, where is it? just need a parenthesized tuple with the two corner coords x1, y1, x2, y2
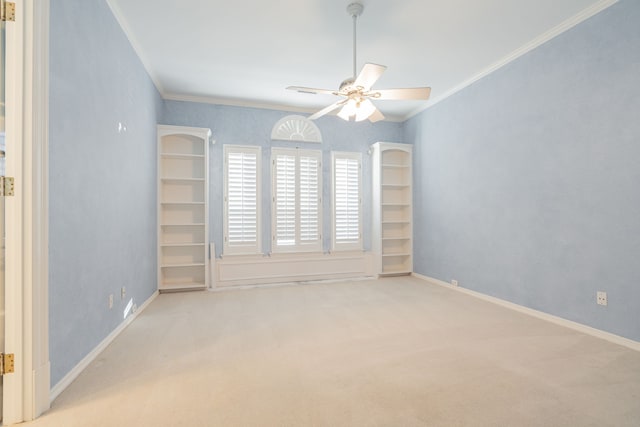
(3, 0, 49, 424)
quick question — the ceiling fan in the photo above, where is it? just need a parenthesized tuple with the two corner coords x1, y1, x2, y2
(287, 1, 431, 123)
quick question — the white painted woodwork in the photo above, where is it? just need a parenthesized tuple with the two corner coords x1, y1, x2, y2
(371, 142, 413, 276)
(157, 125, 211, 292)
(270, 115, 322, 143)
(223, 145, 261, 255)
(331, 152, 363, 252)
(1, 0, 52, 422)
(271, 148, 322, 253)
(215, 252, 374, 288)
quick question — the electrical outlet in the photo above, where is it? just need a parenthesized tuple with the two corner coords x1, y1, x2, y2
(451, 279, 459, 287)
(121, 286, 126, 300)
(108, 294, 114, 309)
(597, 291, 607, 306)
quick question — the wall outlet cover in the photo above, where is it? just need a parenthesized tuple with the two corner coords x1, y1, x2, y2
(597, 291, 607, 306)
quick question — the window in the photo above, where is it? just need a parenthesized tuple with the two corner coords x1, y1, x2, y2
(271, 148, 322, 252)
(223, 145, 261, 255)
(332, 152, 362, 251)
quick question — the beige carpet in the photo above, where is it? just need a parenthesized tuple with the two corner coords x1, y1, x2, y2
(27, 276, 640, 426)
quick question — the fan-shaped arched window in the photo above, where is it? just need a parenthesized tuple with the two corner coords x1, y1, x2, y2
(271, 115, 322, 143)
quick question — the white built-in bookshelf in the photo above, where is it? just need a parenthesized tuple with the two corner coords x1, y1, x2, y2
(371, 142, 413, 276)
(157, 125, 211, 292)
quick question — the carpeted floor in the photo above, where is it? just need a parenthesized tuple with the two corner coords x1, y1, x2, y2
(27, 276, 640, 426)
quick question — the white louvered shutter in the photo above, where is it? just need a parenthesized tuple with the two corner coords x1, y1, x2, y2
(224, 146, 260, 254)
(299, 154, 320, 243)
(272, 149, 322, 252)
(274, 153, 296, 246)
(333, 153, 362, 250)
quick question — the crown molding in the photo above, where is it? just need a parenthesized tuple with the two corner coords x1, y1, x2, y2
(163, 92, 316, 115)
(403, 0, 618, 121)
(105, 0, 166, 94)
(107, 0, 617, 125)
(162, 93, 405, 122)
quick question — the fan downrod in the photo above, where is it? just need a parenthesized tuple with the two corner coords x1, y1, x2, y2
(345, 1, 365, 86)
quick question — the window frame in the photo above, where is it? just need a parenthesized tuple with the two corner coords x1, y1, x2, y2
(331, 151, 363, 252)
(271, 147, 323, 254)
(223, 145, 262, 255)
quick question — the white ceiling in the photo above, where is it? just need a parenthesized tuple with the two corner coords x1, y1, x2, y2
(107, 0, 614, 121)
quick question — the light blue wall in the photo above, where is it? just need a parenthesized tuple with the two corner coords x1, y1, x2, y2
(47, 0, 639, 393)
(406, 0, 640, 341)
(162, 101, 404, 256)
(49, 0, 162, 385)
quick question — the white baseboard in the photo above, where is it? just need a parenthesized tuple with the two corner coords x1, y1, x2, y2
(412, 273, 640, 352)
(49, 290, 159, 403)
(215, 252, 374, 288)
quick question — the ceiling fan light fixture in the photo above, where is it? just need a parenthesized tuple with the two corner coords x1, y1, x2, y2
(337, 98, 376, 122)
(338, 100, 357, 121)
(287, 0, 430, 122)
(355, 99, 376, 122)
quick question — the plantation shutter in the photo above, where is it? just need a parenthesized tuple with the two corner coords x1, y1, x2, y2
(299, 154, 320, 242)
(224, 146, 261, 254)
(274, 153, 296, 246)
(272, 149, 322, 252)
(333, 153, 362, 250)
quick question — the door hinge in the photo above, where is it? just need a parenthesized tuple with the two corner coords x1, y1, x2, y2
(1, 353, 15, 375)
(1, 2, 16, 22)
(0, 176, 15, 196)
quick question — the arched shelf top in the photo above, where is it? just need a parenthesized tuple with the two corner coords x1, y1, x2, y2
(158, 125, 212, 142)
(271, 115, 322, 143)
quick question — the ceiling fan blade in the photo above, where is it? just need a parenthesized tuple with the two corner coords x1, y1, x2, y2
(353, 63, 387, 91)
(368, 107, 385, 123)
(286, 86, 337, 96)
(308, 100, 348, 120)
(373, 87, 431, 100)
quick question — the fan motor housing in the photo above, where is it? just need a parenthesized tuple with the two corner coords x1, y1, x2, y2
(339, 77, 356, 92)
